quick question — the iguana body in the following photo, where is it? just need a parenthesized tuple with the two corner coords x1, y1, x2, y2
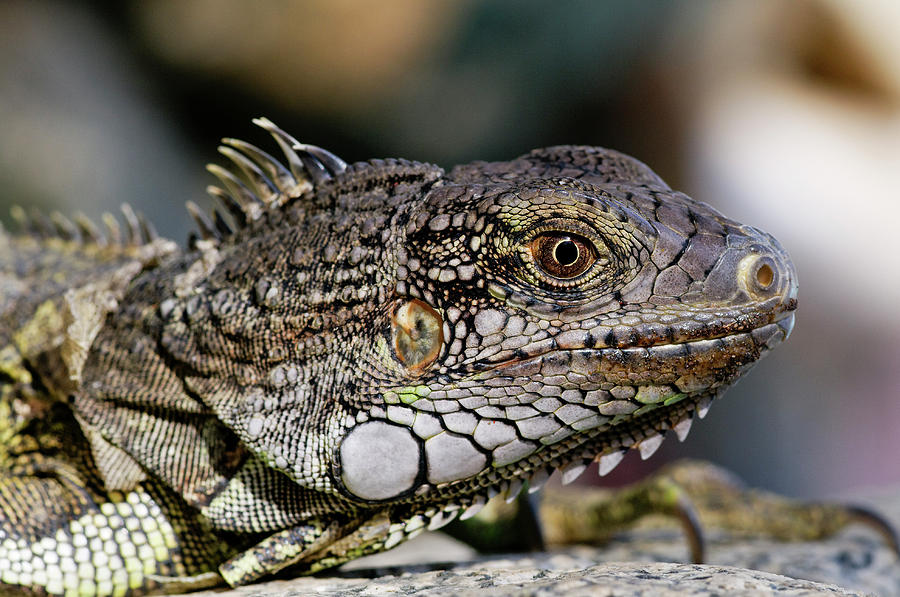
(0, 119, 797, 594)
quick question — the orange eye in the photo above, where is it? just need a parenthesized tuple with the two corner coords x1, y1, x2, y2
(530, 233, 598, 279)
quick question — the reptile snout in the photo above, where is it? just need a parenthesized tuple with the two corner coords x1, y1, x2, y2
(736, 227, 798, 315)
(697, 224, 797, 318)
(737, 251, 796, 307)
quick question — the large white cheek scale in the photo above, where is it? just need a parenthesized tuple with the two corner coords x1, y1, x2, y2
(340, 420, 495, 500)
(339, 421, 421, 501)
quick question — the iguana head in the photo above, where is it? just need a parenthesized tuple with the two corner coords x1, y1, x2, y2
(335, 145, 797, 510)
(138, 121, 794, 526)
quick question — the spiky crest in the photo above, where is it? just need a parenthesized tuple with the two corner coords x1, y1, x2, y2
(192, 118, 348, 249)
(8, 204, 157, 248)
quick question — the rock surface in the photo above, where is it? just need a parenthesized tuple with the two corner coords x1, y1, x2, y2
(189, 560, 861, 596)
(184, 485, 900, 596)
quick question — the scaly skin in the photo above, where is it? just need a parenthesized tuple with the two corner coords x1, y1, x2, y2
(1, 119, 797, 594)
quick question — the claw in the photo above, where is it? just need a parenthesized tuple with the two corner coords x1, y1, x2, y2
(844, 505, 900, 557)
(673, 491, 705, 564)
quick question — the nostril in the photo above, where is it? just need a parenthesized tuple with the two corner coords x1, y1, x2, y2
(756, 263, 774, 288)
(738, 254, 782, 298)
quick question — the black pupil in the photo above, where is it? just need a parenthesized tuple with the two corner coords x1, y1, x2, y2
(554, 239, 579, 266)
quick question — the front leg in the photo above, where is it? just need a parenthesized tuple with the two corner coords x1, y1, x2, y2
(218, 520, 343, 586)
(219, 512, 395, 585)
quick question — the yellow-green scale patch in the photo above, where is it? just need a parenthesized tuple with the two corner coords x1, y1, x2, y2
(0, 489, 188, 596)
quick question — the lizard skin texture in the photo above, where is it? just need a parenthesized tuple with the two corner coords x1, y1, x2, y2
(0, 118, 797, 594)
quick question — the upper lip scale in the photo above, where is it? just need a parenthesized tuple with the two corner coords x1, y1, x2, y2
(470, 314, 794, 378)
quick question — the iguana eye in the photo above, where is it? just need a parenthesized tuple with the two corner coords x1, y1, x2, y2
(530, 232, 598, 279)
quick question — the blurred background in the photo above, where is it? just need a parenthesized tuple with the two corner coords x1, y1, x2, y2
(1, 0, 898, 500)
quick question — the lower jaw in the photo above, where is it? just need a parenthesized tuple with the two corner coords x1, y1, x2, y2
(490, 326, 785, 483)
(418, 318, 793, 511)
(422, 386, 721, 515)
(503, 386, 716, 484)
(376, 386, 729, 553)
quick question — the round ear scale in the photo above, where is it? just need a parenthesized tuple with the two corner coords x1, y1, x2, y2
(392, 298, 444, 373)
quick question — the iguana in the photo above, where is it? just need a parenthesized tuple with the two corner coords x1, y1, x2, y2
(0, 117, 847, 595)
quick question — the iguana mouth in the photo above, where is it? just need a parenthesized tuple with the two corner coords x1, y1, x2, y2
(439, 314, 790, 481)
(479, 312, 795, 388)
(468, 297, 797, 381)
